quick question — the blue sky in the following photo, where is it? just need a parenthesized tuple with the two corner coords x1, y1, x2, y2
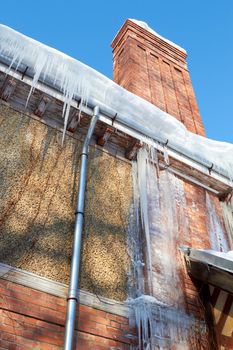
(1, 0, 232, 143)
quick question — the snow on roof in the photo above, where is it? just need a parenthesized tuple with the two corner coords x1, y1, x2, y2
(129, 19, 187, 54)
(0, 24, 232, 180)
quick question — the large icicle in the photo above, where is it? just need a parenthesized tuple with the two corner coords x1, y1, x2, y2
(132, 145, 186, 307)
(128, 295, 207, 349)
(0, 24, 233, 178)
(206, 193, 229, 252)
(129, 145, 207, 349)
(127, 162, 146, 297)
(136, 146, 154, 294)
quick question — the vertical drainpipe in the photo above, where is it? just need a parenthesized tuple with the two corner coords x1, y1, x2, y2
(64, 106, 100, 350)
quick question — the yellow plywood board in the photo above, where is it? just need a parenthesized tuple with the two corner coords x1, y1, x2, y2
(0, 103, 132, 301)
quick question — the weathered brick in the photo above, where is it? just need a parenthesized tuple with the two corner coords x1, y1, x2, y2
(112, 19, 206, 135)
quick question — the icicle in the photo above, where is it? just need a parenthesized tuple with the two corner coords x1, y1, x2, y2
(137, 147, 154, 294)
(206, 193, 228, 252)
(0, 24, 233, 178)
(128, 295, 206, 350)
(0, 25, 90, 143)
(220, 194, 233, 249)
(129, 142, 208, 349)
(127, 162, 145, 297)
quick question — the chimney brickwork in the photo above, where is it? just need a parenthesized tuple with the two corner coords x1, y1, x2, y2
(112, 20, 232, 350)
(111, 19, 206, 136)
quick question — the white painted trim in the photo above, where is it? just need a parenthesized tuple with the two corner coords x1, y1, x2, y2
(0, 263, 131, 317)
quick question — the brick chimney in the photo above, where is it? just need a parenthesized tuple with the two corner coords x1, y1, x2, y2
(111, 19, 205, 136)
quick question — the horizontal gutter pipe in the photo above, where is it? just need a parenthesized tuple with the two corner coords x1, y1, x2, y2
(64, 106, 100, 350)
(0, 59, 231, 182)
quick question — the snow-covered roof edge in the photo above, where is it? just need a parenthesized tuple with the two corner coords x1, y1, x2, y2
(0, 24, 232, 181)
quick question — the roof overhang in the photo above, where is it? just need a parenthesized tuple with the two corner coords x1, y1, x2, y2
(182, 247, 233, 294)
(0, 61, 232, 197)
(0, 25, 232, 199)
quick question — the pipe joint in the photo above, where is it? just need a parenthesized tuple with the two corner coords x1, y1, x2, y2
(74, 211, 84, 216)
(67, 296, 78, 302)
(68, 287, 79, 299)
(93, 105, 100, 116)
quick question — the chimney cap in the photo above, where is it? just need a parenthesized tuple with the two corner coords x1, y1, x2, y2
(112, 18, 187, 56)
(129, 19, 187, 54)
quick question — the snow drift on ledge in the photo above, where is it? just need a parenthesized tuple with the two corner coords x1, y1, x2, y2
(0, 23, 232, 179)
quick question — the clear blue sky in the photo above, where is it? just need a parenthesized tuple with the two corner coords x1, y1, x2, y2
(1, 0, 232, 143)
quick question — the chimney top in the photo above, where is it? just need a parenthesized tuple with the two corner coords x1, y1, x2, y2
(111, 19, 187, 60)
(128, 19, 187, 54)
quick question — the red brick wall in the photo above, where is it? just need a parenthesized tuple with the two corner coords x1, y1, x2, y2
(0, 279, 135, 349)
(112, 20, 231, 348)
(182, 183, 211, 319)
(170, 183, 227, 349)
(111, 19, 205, 136)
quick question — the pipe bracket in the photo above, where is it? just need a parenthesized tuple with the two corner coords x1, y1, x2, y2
(208, 163, 214, 174)
(112, 112, 117, 125)
(21, 66, 28, 80)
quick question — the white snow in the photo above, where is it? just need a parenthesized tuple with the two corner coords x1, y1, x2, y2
(0, 24, 233, 179)
(129, 19, 187, 53)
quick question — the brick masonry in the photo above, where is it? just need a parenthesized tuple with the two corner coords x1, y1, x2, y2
(112, 19, 206, 136)
(0, 279, 136, 349)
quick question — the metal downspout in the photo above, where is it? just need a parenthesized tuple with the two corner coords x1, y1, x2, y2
(64, 106, 100, 350)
